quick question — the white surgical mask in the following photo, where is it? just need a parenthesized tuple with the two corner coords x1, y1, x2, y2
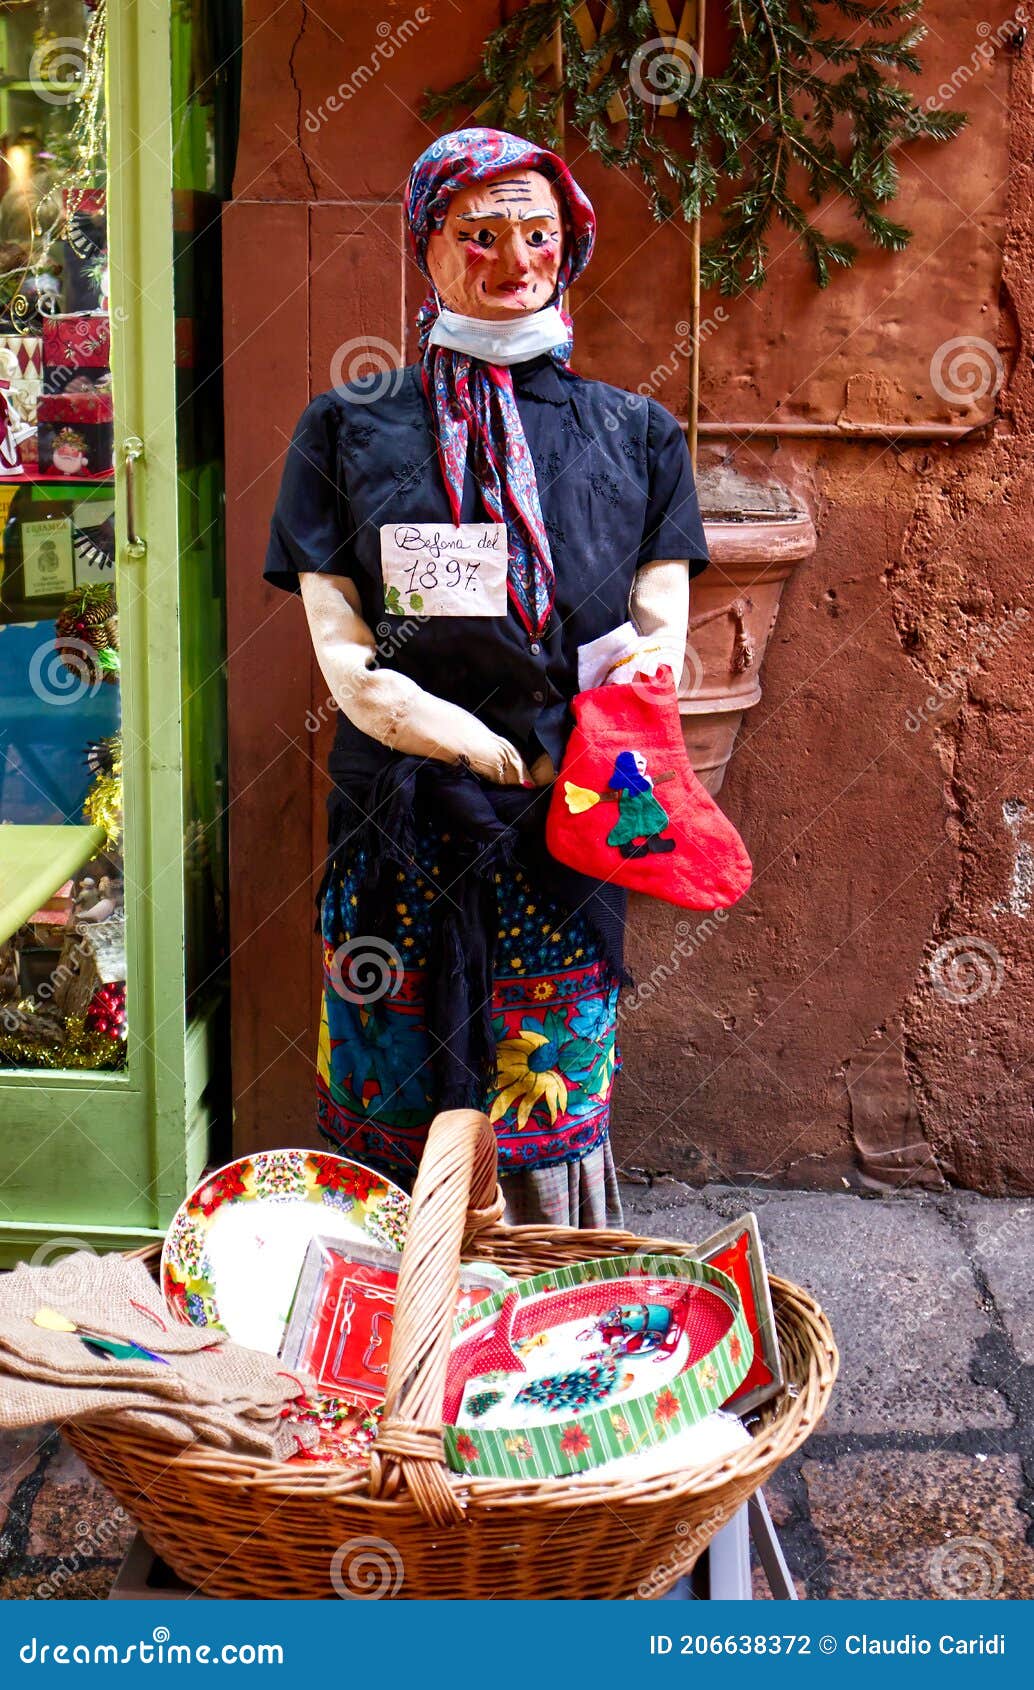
(427, 304, 568, 365)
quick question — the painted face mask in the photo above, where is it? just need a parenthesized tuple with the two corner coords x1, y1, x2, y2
(426, 169, 565, 323)
(406, 127, 595, 312)
(404, 127, 596, 637)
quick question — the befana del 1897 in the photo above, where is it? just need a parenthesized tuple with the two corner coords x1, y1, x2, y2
(845, 1635, 1007, 1655)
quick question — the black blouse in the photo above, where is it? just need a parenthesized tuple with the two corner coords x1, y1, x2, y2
(265, 353, 709, 778)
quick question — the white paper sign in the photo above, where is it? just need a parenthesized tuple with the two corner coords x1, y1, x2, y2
(379, 522, 508, 617)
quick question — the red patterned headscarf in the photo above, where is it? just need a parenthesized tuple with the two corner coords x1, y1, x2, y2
(404, 128, 596, 637)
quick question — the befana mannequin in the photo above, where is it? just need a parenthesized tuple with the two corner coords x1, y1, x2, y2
(265, 127, 709, 1229)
